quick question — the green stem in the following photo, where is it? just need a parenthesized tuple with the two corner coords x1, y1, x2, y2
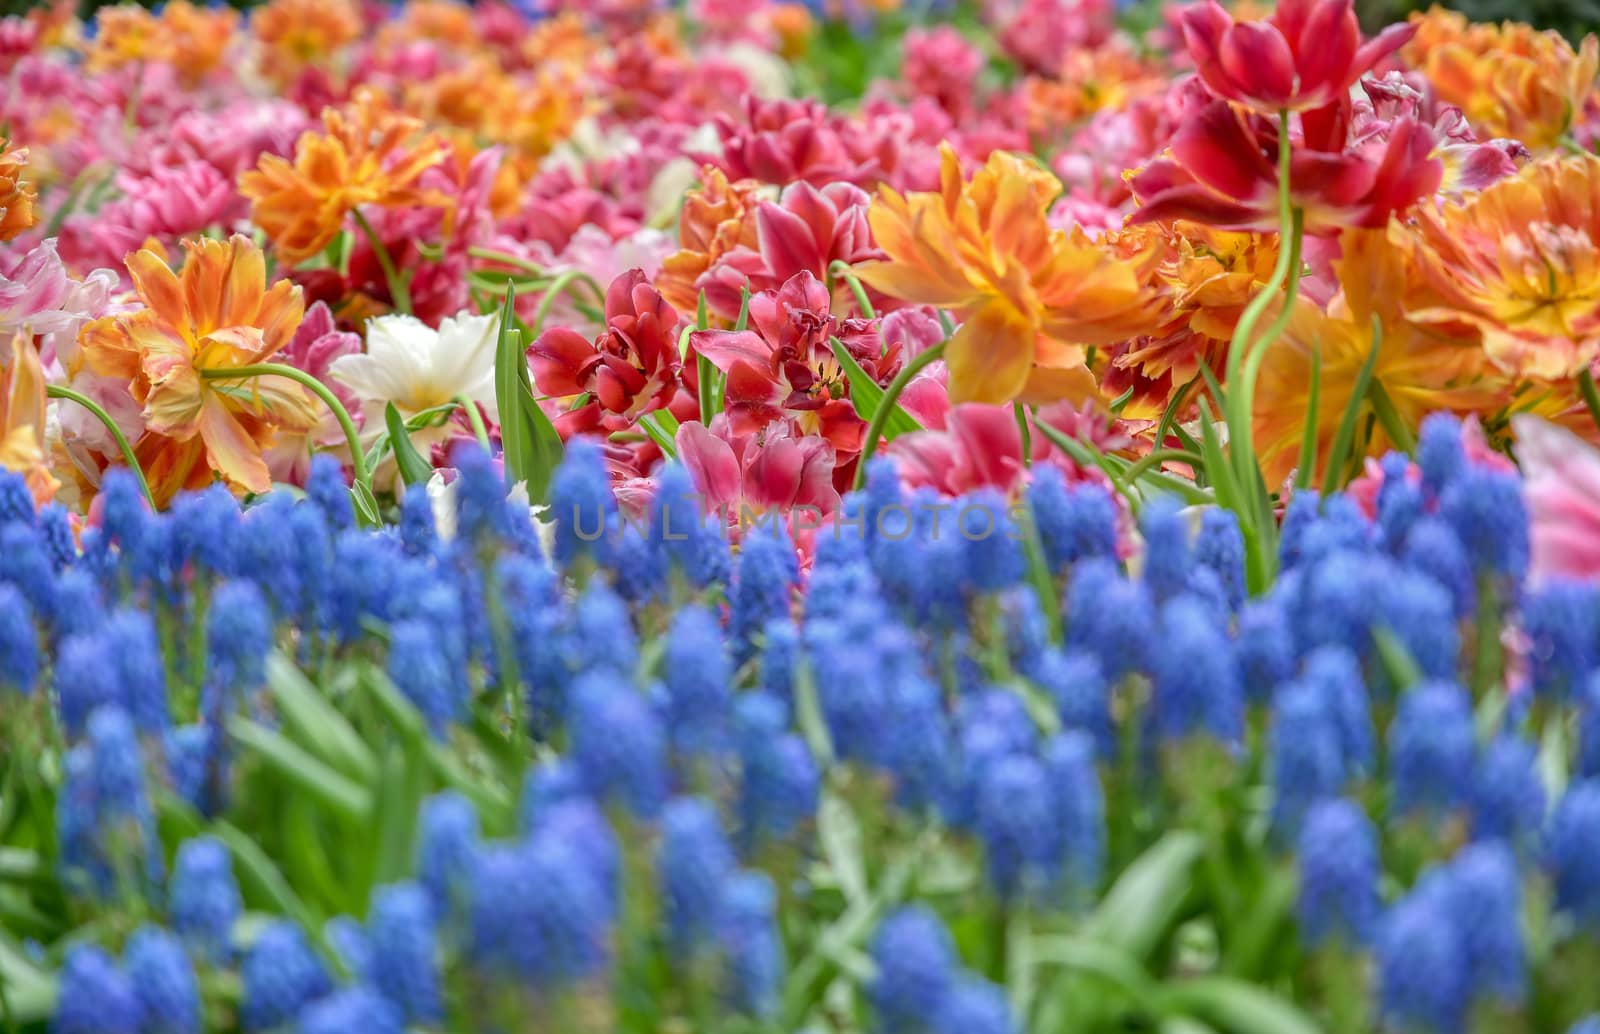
(1117, 448, 1203, 492)
(351, 208, 412, 316)
(1579, 368, 1600, 439)
(852, 341, 947, 490)
(1014, 402, 1032, 466)
(200, 364, 371, 498)
(466, 246, 549, 276)
(828, 260, 876, 319)
(530, 269, 607, 339)
(455, 395, 492, 450)
(47, 384, 155, 508)
(1367, 380, 1416, 454)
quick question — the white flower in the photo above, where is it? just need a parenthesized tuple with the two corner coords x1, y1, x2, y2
(331, 310, 500, 423)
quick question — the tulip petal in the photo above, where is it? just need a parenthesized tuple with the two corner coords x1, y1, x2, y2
(944, 298, 1036, 406)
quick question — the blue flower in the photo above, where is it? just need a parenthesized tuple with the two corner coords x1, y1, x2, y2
(169, 484, 240, 578)
(386, 620, 459, 737)
(1402, 518, 1475, 619)
(1377, 453, 1425, 550)
(398, 483, 439, 557)
(1194, 508, 1245, 612)
(1277, 489, 1321, 571)
(306, 453, 355, 531)
(957, 488, 1025, 594)
(529, 799, 621, 921)
(660, 797, 736, 956)
(884, 672, 955, 814)
(1151, 595, 1242, 745)
(1522, 578, 1599, 701)
(124, 926, 201, 1034)
(0, 584, 38, 695)
(736, 693, 817, 850)
(1041, 732, 1104, 902)
(1235, 597, 1295, 705)
(1444, 841, 1526, 1004)
(54, 634, 117, 740)
(650, 462, 726, 587)
(297, 988, 404, 1034)
(1416, 413, 1465, 499)
(569, 673, 667, 817)
(1032, 648, 1112, 759)
(1375, 571, 1460, 684)
(0, 469, 32, 527)
(1300, 646, 1374, 775)
(869, 907, 957, 1032)
(1139, 495, 1192, 602)
(450, 442, 513, 547)
(1066, 560, 1154, 683)
(49, 568, 105, 644)
(732, 521, 799, 662)
(934, 977, 1017, 1034)
(1377, 876, 1469, 1034)
(369, 881, 442, 1024)
(0, 520, 56, 621)
(326, 532, 398, 643)
(1570, 1018, 1600, 1034)
(416, 792, 480, 920)
(1440, 465, 1529, 581)
(759, 617, 799, 701)
(170, 836, 241, 963)
(1581, 673, 1600, 780)
(663, 604, 732, 751)
(53, 944, 141, 1034)
(608, 517, 664, 604)
(1297, 495, 1376, 570)
(549, 438, 616, 569)
(206, 579, 273, 695)
(717, 872, 783, 1017)
(1269, 682, 1346, 838)
(240, 921, 333, 1032)
(1028, 468, 1117, 577)
(469, 840, 609, 987)
(519, 758, 585, 833)
(1547, 780, 1600, 928)
(1296, 798, 1379, 947)
(38, 502, 77, 571)
(1470, 735, 1545, 848)
(569, 582, 637, 677)
(978, 754, 1063, 899)
(106, 608, 170, 733)
(1391, 681, 1476, 819)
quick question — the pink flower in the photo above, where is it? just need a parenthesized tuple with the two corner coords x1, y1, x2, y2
(1513, 414, 1600, 583)
(902, 27, 985, 120)
(889, 402, 1108, 497)
(676, 415, 841, 521)
(0, 239, 118, 370)
(263, 301, 366, 486)
(700, 178, 881, 318)
(706, 96, 888, 188)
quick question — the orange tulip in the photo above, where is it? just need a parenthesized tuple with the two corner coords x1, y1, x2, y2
(1254, 229, 1504, 485)
(0, 139, 37, 243)
(655, 167, 768, 315)
(157, 0, 240, 85)
(82, 5, 174, 72)
(1392, 153, 1600, 382)
(0, 331, 57, 507)
(1404, 7, 1598, 152)
(78, 235, 316, 506)
(855, 146, 1162, 406)
(239, 88, 451, 267)
(250, 0, 361, 82)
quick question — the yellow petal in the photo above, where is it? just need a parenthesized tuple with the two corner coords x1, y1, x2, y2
(944, 298, 1037, 406)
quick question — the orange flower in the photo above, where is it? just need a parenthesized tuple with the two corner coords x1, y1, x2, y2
(855, 146, 1163, 406)
(377, 0, 478, 52)
(1405, 8, 1598, 152)
(656, 167, 768, 314)
(250, 0, 361, 82)
(239, 88, 450, 266)
(1, 331, 57, 507)
(157, 0, 240, 84)
(1100, 222, 1280, 417)
(0, 139, 37, 243)
(82, 5, 173, 72)
(1254, 229, 1504, 485)
(518, 12, 601, 70)
(1020, 47, 1168, 137)
(769, 4, 816, 60)
(1391, 153, 1600, 382)
(78, 235, 316, 505)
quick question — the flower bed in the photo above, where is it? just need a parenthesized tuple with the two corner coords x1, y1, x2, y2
(5, 0, 1600, 1032)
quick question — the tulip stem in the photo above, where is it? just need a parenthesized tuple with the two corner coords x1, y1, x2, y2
(201, 363, 372, 503)
(1580, 368, 1600, 439)
(352, 208, 413, 316)
(829, 260, 876, 320)
(530, 269, 607, 339)
(456, 395, 492, 451)
(46, 385, 155, 508)
(852, 340, 947, 490)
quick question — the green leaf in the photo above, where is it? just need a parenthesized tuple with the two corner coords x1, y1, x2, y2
(792, 660, 835, 767)
(366, 743, 429, 890)
(496, 287, 564, 503)
(518, 382, 564, 505)
(830, 337, 924, 440)
(638, 412, 679, 458)
(817, 793, 868, 906)
(1082, 831, 1204, 961)
(349, 480, 381, 528)
(0, 932, 56, 1024)
(1158, 977, 1321, 1034)
(1029, 935, 1162, 1007)
(212, 820, 325, 936)
(228, 717, 370, 823)
(385, 403, 433, 488)
(1294, 349, 1321, 492)
(265, 653, 377, 785)
(1372, 626, 1424, 693)
(1321, 314, 1383, 497)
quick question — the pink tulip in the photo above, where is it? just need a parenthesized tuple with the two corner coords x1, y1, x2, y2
(1512, 414, 1600, 583)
